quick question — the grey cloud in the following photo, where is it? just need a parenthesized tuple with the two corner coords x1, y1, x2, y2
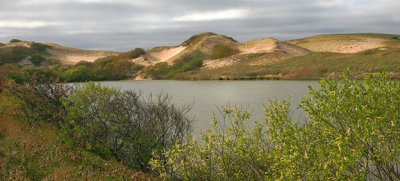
(0, 0, 398, 51)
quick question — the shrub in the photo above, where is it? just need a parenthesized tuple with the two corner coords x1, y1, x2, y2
(5, 76, 75, 125)
(145, 53, 204, 79)
(152, 72, 400, 180)
(30, 55, 46, 66)
(210, 45, 239, 59)
(65, 65, 94, 82)
(10, 39, 22, 43)
(61, 83, 192, 170)
(30, 43, 50, 53)
(127, 48, 146, 59)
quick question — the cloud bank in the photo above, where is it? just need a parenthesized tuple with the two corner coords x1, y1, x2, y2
(0, 0, 398, 51)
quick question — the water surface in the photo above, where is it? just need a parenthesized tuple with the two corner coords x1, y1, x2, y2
(101, 80, 318, 136)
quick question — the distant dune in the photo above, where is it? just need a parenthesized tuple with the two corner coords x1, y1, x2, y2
(1, 32, 400, 80)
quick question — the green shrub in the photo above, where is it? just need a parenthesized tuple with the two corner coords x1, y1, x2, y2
(145, 53, 203, 79)
(10, 39, 22, 43)
(127, 48, 146, 59)
(65, 65, 94, 82)
(5, 76, 74, 125)
(30, 43, 50, 53)
(211, 45, 239, 59)
(152, 72, 400, 180)
(30, 55, 46, 66)
(61, 83, 192, 170)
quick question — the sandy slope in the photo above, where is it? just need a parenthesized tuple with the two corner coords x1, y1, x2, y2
(46, 47, 119, 64)
(238, 38, 279, 54)
(288, 35, 387, 53)
(146, 46, 186, 64)
(204, 39, 310, 69)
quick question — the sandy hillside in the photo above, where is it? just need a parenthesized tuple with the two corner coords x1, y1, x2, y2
(145, 46, 186, 64)
(46, 46, 119, 64)
(239, 38, 279, 54)
(288, 35, 388, 53)
(204, 39, 310, 68)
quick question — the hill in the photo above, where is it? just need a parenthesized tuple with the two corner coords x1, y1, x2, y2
(1, 33, 400, 80)
(0, 40, 120, 66)
(287, 33, 400, 53)
(140, 33, 400, 80)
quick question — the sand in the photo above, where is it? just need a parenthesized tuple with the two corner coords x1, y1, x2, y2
(146, 46, 186, 63)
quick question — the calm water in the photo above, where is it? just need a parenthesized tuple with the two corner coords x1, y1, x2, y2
(101, 80, 318, 136)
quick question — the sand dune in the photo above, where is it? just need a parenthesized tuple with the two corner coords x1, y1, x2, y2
(288, 35, 387, 53)
(46, 48, 118, 64)
(146, 46, 186, 63)
(239, 38, 279, 54)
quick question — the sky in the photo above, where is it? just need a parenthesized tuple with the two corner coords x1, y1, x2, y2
(0, 0, 399, 51)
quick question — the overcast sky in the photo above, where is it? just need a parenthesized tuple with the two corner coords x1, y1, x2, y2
(0, 0, 399, 51)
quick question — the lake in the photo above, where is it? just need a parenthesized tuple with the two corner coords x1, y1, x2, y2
(101, 80, 318, 136)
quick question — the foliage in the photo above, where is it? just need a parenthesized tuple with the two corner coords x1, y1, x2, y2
(5, 76, 75, 125)
(145, 53, 203, 79)
(0, 43, 50, 66)
(9, 39, 22, 43)
(150, 106, 270, 180)
(152, 72, 400, 180)
(211, 44, 239, 59)
(64, 59, 143, 82)
(30, 43, 50, 53)
(65, 65, 94, 82)
(61, 82, 192, 170)
(30, 55, 46, 66)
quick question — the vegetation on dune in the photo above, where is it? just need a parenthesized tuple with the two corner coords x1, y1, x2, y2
(9, 39, 22, 43)
(152, 72, 400, 180)
(30, 55, 46, 66)
(97, 48, 145, 62)
(210, 44, 240, 59)
(0, 42, 51, 66)
(182, 32, 237, 46)
(144, 52, 204, 79)
(1, 33, 400, 81)
(174, 47, 400, 80)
